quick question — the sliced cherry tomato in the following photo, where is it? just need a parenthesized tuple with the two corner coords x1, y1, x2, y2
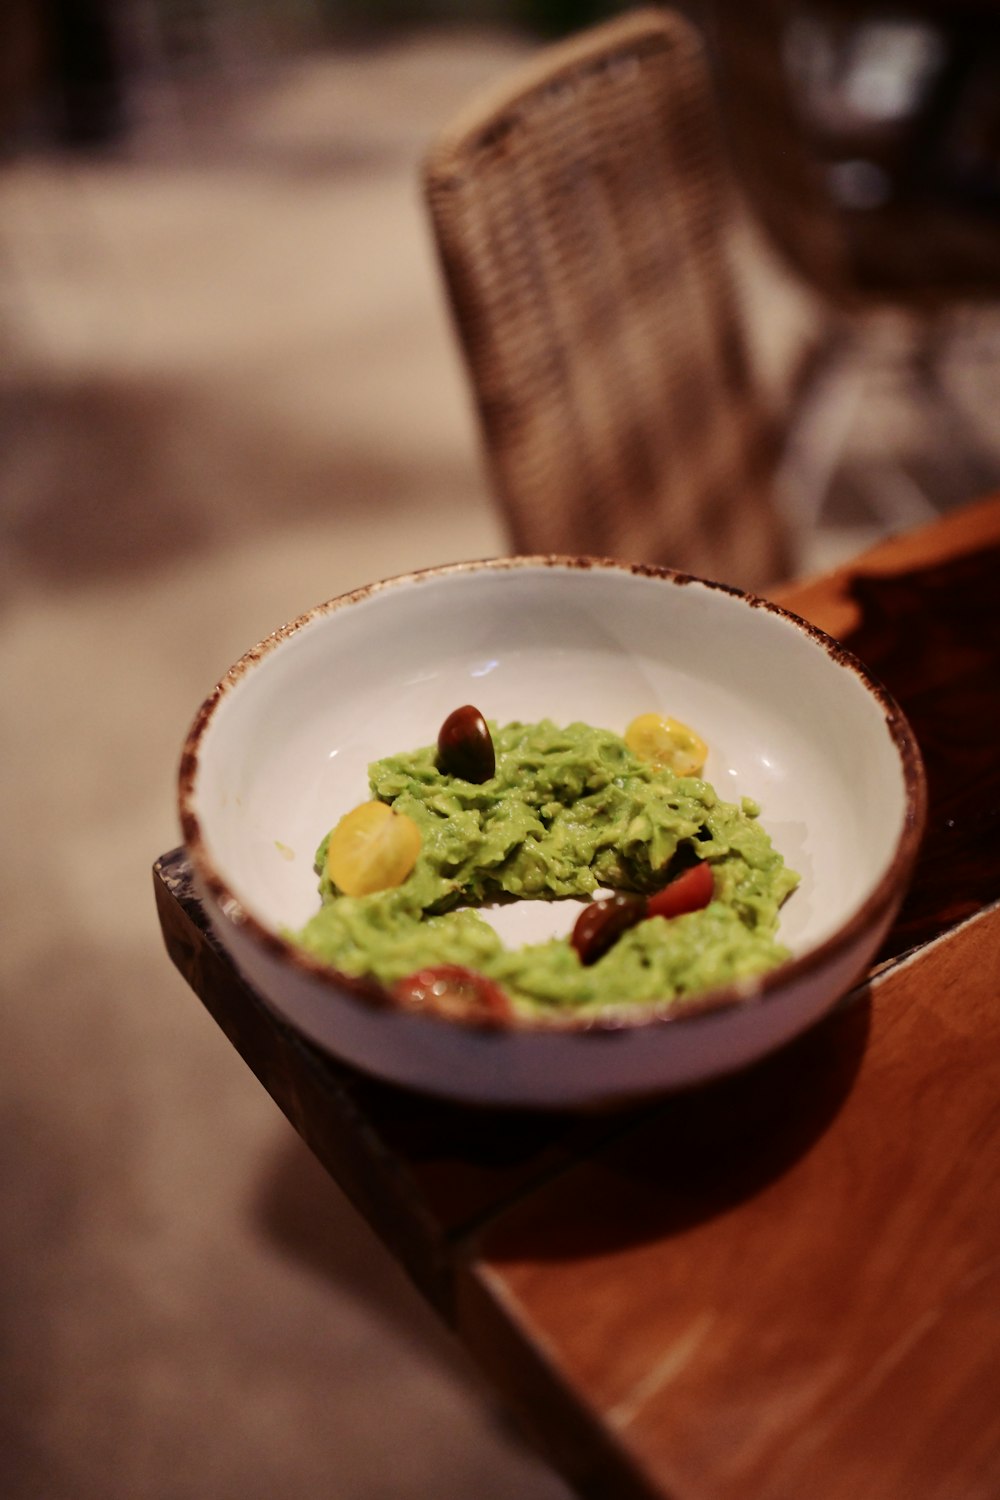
(393, 964, 511, 1022)
(646, 860, 714, 920)
(326, 800, 421, 897)
(571, 893, 646, 965)
(625, 712, 707, 777)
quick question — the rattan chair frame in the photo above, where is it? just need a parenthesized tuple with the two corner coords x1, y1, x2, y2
(423, 7, 792, 590)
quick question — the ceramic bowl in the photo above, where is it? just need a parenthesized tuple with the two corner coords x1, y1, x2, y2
(179, 557, 925, 1109)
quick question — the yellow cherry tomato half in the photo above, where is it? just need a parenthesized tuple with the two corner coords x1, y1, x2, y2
(326, 800, 421, 896)
(625, 712, 708, 777)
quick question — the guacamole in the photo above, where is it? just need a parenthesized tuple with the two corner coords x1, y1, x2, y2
(292, 718, 798, 1016)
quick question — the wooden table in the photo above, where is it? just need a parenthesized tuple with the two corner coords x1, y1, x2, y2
(154, 496, 1000, 1500)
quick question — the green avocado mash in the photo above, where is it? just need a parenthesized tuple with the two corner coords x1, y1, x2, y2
(292, 719, 798, 1015)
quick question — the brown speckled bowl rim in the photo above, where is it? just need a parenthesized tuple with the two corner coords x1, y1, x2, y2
(178, 555, 927, 1038)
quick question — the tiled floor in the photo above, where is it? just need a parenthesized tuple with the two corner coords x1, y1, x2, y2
(1, 29, 998, 1500)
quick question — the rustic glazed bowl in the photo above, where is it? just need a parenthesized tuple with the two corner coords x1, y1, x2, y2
(179, 557, 925, 1108)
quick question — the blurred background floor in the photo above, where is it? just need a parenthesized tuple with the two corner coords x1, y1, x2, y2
(1, 18, 998, 1500)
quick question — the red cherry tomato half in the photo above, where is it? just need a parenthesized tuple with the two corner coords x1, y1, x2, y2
(393, 964, 511, 1023)
(646, 860, 714, 920)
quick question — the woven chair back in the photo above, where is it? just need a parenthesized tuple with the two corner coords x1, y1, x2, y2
(423, 8, 790, 590)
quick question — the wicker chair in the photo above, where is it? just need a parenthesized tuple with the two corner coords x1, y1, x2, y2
(422, 7, 792, 592)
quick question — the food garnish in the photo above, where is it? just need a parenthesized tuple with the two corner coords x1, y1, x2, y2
(571, 860, 715, 964)
(326, 800, 421, 896)
(646, 859, 714, 920)
(571, 893, 646, 964)
(393, 964, 511, 1022)
(625, 712, 707, 777)
(437, 704, 495, 783)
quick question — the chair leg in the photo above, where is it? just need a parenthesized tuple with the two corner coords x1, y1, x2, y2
(772, 322, 869, 564)
(906, 312, 1000, 501)
(775, 307, 1000, 571)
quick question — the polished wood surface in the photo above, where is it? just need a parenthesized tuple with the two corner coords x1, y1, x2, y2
(460, 903, 1000, 1500)
(778, 495, 1000, 962)
(155, 495, 1000, 1499)
(770, 492, 1000, 639)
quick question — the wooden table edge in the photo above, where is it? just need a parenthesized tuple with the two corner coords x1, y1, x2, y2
(769, 490, 1000, 637)
(153, 849, 459, 1312)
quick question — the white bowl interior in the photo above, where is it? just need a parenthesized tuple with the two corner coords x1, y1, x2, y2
(191, 564, 906, 963)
